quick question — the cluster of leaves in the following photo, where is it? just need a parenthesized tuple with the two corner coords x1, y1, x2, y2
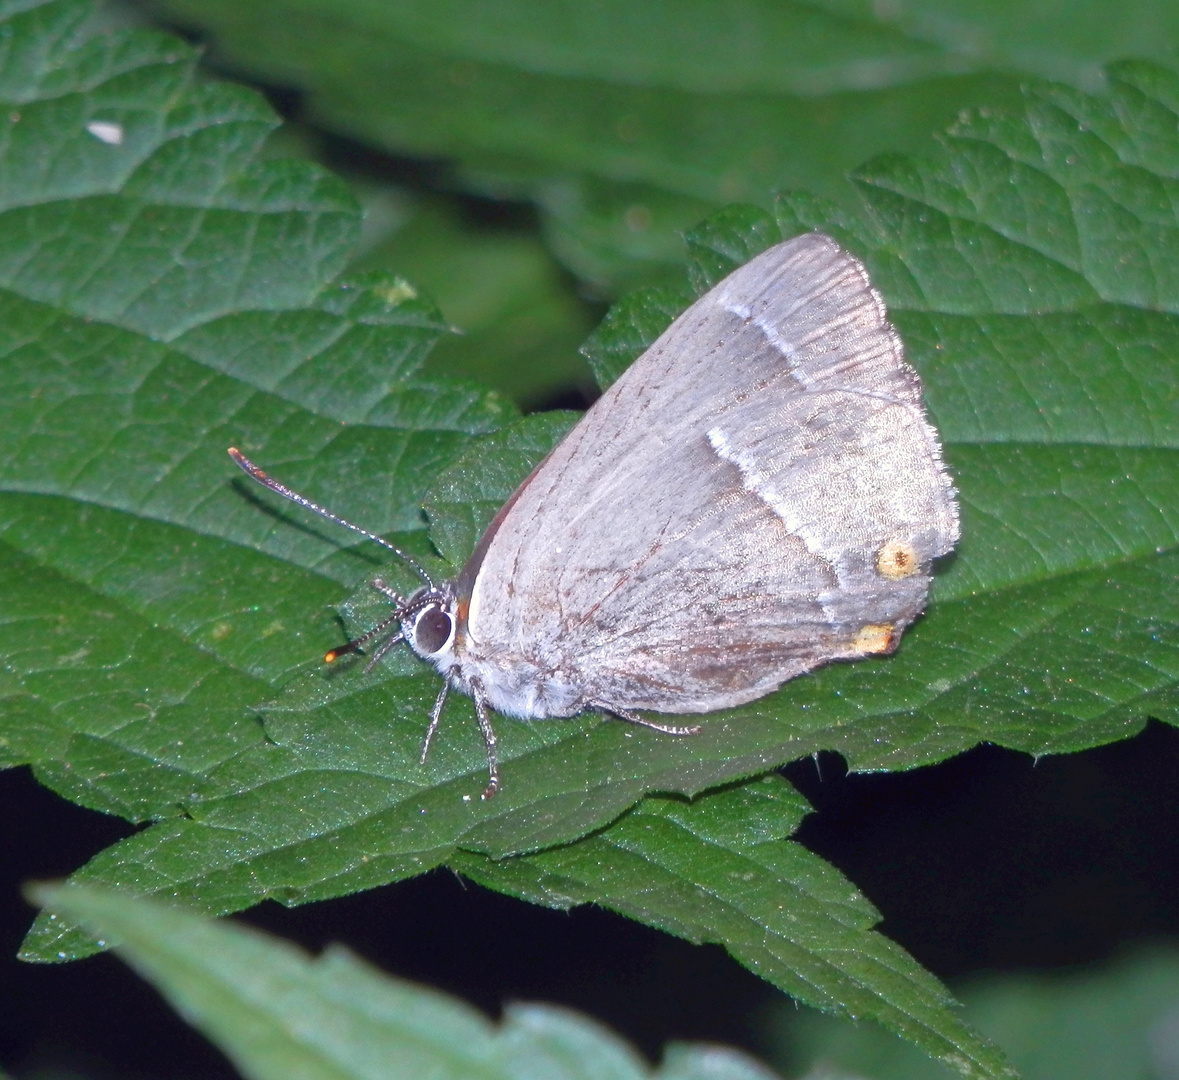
(36, 881, 1179, 1080)
(136, 0, 1179, 292)
(37, 883, 787, 1080)
(2, 1, 1178, 1078)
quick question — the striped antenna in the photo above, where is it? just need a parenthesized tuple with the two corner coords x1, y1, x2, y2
(227, 448, 434, 588)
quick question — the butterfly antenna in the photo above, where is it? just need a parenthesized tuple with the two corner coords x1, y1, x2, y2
(228, 448, 434, 588)
(322, 614, 403, 663)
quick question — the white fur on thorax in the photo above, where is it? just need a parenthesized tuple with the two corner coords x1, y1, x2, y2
(408, 609, 583, 720)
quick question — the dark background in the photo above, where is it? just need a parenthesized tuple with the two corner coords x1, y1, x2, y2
(6, 720, 1179, 1079)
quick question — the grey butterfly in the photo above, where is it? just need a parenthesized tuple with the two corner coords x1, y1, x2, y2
(230, 231, 959, 798)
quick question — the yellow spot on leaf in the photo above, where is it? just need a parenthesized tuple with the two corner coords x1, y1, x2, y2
(373, 279, 418, 305)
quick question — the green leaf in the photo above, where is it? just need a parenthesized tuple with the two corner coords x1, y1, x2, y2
(531, 175, 719, 295)
(141, 0, 1023, 203)
(137, 0, 1040, 289)
(350, 193, 599, 408)
(774, 944, 1179, 1080)
(452, 777, 1016, 1080)
(34, 882, 787, 1080)
(0, 0, 508, 922)
(143, 0, 1179, 98)
(134, 0, 1179, 289)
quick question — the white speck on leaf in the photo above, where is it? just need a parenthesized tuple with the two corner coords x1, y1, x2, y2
(86, 120, 123, 145)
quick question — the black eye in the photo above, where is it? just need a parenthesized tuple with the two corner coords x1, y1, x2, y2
(414, 606, 453, 654)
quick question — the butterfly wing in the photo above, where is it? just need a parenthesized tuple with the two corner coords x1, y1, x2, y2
(460, 233, 959, 714)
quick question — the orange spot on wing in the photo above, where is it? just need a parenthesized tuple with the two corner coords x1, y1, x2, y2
(852, 623, 895, 655)
(876, 539, 919, 580)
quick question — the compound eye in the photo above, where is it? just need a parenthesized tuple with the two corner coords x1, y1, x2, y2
(413, 605, 454, 655)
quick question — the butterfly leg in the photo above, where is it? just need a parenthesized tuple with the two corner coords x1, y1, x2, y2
(590, 702, 703, 736)
(420, 679, 450, 764)
(469, 677, 500, 800)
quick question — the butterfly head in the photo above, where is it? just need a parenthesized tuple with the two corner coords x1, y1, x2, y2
(400, 586, 461, 675)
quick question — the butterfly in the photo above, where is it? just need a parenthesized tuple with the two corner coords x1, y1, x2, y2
(230, 232, 958, 798)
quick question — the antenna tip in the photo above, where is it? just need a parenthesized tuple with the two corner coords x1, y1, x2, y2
(324, 649, 340, 663)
